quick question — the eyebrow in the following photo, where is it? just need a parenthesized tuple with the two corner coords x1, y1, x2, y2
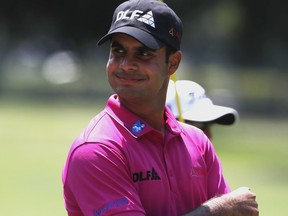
(111, 40, 156, 52)
(110, 40, 122, 48)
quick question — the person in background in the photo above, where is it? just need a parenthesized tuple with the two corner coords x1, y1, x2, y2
(62, 0, 258, 215)
(166, 79, 239, 140)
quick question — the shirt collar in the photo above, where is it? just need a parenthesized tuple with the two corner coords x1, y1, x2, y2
(105, 94, 183, 138)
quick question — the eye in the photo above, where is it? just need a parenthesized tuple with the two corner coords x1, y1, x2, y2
(141, 51, 151, 56)
(112, 46, 125, 54)
(137, 48, 154, 59)
(110, 41, 126, 55)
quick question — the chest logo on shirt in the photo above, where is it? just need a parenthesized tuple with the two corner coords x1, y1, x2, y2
(133, 168, 161, 183)
(132, 120, 146, 133)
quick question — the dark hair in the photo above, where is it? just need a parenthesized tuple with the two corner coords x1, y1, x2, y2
(165, 45, 177, 63)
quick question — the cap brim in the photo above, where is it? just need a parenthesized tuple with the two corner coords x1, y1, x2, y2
(182, 102, 239, 125)
(97, 26, 164, 50)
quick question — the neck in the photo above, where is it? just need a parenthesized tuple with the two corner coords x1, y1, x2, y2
(119, 97, 166, 133)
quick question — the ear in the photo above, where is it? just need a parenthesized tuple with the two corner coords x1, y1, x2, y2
(167, 51, 182, 76)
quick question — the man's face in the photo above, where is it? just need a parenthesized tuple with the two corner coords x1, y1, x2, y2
(106, 33, 174, 103)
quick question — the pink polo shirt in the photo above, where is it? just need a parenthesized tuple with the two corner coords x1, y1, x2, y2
(62, 94, 230, 216)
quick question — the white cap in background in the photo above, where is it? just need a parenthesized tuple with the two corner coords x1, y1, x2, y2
(166, 80, 239, 125)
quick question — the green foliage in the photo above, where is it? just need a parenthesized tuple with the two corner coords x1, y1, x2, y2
(0, 100, 287, 216)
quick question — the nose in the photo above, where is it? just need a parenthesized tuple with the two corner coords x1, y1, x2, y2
(119, 54, 137, 71)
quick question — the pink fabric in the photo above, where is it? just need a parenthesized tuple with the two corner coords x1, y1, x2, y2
(62, 94, 230, 216)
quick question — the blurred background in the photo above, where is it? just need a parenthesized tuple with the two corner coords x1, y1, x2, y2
(0, 0, 287, 215)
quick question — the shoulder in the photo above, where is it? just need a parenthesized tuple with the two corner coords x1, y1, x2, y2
(62, 109, 130, 182)
(62, 141, 129, 187)
(178, 121, 214, 154)
(179, 121, 208, 141)
(76, 108, 126, 145)
(69, 142, 127, 170)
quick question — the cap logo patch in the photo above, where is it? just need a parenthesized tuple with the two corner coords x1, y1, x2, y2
(137, 11, 155, 28)
(115, 9, 155, 28)
(188, 92, 207, 105)
(132, 120, 146, 133)
(169, 28, 175, 36)
(169, 27, 181, 40)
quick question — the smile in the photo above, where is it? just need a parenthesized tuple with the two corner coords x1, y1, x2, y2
(115, 74, 146, 83)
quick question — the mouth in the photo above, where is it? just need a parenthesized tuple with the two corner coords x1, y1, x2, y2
(115, 74, 146, 83)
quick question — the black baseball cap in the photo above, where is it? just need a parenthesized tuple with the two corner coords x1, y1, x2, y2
(97, 0, 183, 50)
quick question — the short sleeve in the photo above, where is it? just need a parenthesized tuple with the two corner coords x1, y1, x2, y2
(203, 138, 231, 197)
(63, 142, 145, 216)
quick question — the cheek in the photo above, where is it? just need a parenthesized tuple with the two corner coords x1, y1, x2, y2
(106, 59, 116, 86)
(106, 60, 111, 74)
(106, 56, 116, 75)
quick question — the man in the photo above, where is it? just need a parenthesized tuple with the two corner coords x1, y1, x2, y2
(62, 0, 258, 215)
(166, 79, 239, 139)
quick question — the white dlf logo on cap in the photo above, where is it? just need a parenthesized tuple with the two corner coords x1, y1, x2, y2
(115, 9, 155, 28)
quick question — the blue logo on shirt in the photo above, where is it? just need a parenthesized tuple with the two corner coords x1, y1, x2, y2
(132, 120, 146, 133)
(94, 197, 128, 216)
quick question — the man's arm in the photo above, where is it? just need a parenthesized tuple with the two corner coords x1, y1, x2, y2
(182, 187, 259, 216)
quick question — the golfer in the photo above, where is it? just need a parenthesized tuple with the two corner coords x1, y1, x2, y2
(62, 0, 258, 215)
